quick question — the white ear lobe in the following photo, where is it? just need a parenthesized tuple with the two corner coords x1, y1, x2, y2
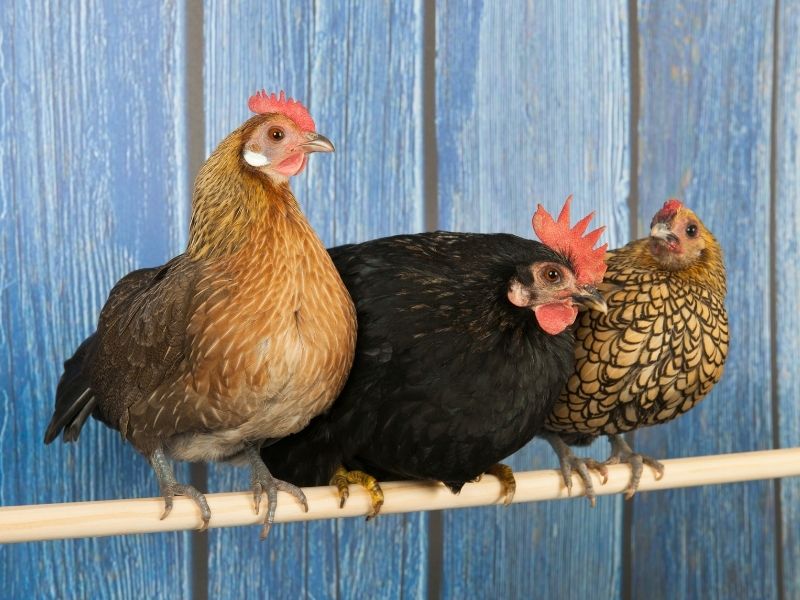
(507, 280, 531, 307)
(243, 149, 270, 167)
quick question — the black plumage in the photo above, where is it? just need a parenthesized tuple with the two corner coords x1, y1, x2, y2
(263, 231, 597, 496)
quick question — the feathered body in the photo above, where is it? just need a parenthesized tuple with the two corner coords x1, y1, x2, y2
(546, 237, 727, 441)
(45, 93, 354, 533)
(543, 200, 728, 500)
(264, 227, 603, 493)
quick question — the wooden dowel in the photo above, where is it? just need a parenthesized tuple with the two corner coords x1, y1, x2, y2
(1, 447, 799, 544)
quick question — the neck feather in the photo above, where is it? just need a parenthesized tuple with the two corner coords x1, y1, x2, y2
(186, 134, 302, 260)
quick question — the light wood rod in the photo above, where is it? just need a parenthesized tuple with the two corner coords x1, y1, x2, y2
(2, 448, 798, 543)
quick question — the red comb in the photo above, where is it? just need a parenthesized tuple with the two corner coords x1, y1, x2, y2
(651, 198, 684, 226)
(531, 195, 608, 286)
(247, 90, 316, 132)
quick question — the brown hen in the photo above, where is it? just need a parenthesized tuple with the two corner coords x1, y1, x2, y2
(45, 91, 357, 537)
(543, 200, 728, 503)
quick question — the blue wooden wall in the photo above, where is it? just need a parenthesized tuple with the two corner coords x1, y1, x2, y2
(0, 1, 797, 598)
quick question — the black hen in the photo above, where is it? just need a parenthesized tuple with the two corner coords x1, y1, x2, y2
(263, 199, 608, 514)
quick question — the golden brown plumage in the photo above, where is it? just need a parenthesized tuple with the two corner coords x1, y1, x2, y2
(45, 93, 356, 536)
(544, 200, 728, 502)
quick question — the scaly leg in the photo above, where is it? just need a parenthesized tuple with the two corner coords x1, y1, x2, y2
(330, 465, 385, 519)
(485, 463, 517, 505)
(150, 448, 211, 530)
(605, 434, 665, 499)
(543, 433, 608, 508)
(247, 446, 308, 539)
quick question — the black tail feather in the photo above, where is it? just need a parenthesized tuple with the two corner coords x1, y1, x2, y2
(44, 334, 97, 444)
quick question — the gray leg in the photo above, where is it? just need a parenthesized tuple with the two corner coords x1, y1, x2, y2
(605, 434, 665, 499)
(150, 448, 211, 530)
(247, 446, 308, 539)
(543, 433, 608, 508)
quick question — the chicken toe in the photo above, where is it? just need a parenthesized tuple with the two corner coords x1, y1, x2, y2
(248, 447, 308, 539)
(485, 463, 517, 505)
(151, 448, 211, 530)
(605, 434, 664, 499)
(330, 465, 385, 519)
(544, 434, 608, 507)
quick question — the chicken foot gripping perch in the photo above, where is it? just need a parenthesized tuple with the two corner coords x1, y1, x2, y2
(44, 91, 357, 538)
(544, 200, 728, 505)
(262, 197, 609, 517)
(471, 464, 517, 505)
(330, 466, 384, 519)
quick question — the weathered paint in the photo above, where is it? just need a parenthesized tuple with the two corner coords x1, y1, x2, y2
(0, 1, 191, 597)
(630, 2, 778, 598)
(435, 1, 630, 598)
(777, 1, 800, 599)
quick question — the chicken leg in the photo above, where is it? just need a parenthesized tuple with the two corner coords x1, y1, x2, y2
(247, 446, 308, 539)
(544, 433, 608, 507)
(150, 448, 211, 530)
(605, 434, 665, 498)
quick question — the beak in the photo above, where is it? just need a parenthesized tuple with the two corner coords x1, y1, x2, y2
(650, 222, 679, 244)
(300, 132, 335, 154)
(572, 287, 608, 314)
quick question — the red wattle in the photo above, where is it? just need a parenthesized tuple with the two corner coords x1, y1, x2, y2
(534, 303, 579, 335)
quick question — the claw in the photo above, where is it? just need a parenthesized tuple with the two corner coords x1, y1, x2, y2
(158, 484, 211, 529)
(544, 434, 608, 507)
(331, 466, 351, 508)
(161, 495, 173, 521)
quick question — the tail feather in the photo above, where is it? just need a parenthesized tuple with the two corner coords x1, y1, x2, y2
(44, 334, 97, 444)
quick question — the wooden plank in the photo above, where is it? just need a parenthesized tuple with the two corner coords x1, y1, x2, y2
(776, 1, 800, 598)
(0, 0, 191, 597)
(630, 2, 777, 598)
(435, 1, 630, 597)
(203, 2, 427, 598)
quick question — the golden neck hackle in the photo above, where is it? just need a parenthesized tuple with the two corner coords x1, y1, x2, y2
(618, 232, 727, 297)
(186, 127, 306, 261)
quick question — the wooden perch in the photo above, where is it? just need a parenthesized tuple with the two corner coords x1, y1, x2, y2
(1, 448, 798, 544)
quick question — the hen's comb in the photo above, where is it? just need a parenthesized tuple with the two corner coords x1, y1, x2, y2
(247, 90, 316, 132)
(651, 198, 684, 226)
(532, 195, 608, 286)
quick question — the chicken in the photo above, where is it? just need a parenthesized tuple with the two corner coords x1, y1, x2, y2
(261, 197, 608, 516)
(44, 91, 357, 537)
(543, 199, 729, 504)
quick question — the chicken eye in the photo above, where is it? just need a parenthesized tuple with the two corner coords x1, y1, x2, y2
(686, 224, 698, 238)
(269, 127, 285, 141)
(545, 268, 561, 283)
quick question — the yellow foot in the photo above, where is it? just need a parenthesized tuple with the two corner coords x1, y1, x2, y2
(485, 463, 517, 505)
(330, 466, 385, 518)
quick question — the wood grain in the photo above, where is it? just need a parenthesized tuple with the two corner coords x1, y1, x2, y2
(435, 1, 630, 597)
(202, 2, 427, 598)
(630, 2, 777, 598)
(776, 1, 800, 598)
(0, 0, 191, 597)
